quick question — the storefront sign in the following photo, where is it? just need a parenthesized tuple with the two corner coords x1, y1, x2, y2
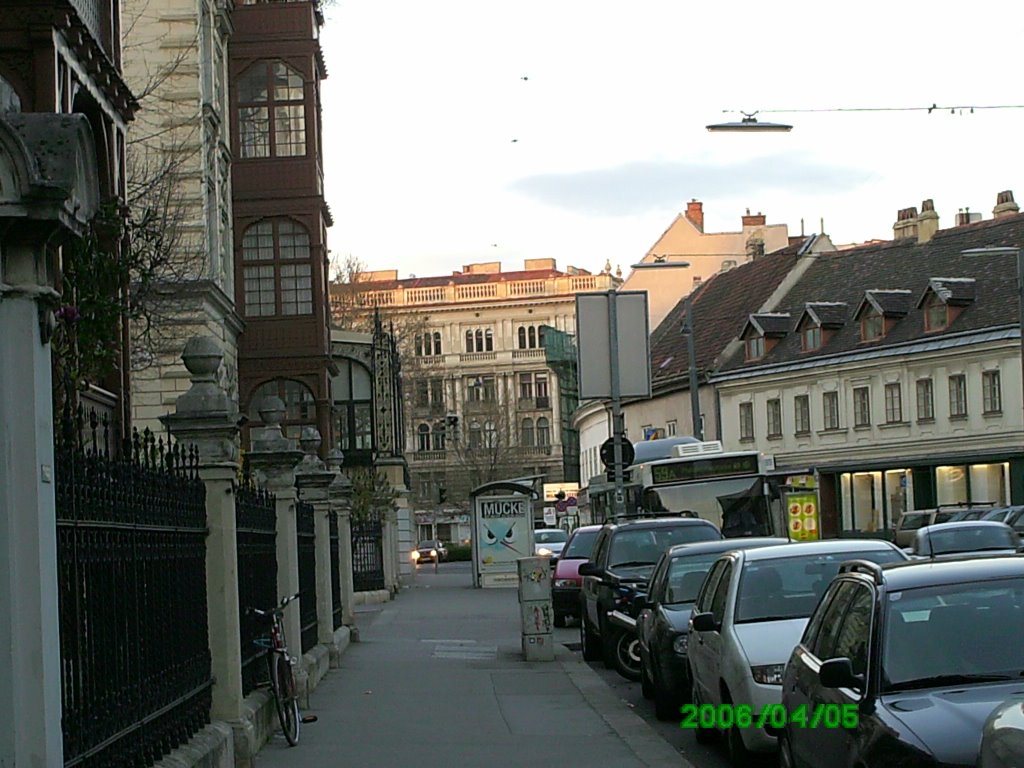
(786, 491, 820, 541)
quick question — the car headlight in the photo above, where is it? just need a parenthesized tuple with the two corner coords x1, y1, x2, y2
(672, 635, 688, 655)
(750, 664, 786, 685)
(430, 549, 437, 557)
(537, 547, 553, 557)
(554, 579, 576, 588)
(411, 550, 420, 560)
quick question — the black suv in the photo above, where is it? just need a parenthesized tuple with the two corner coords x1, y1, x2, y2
(780, 555, 1024, 768)
(578, 517, 722, 673)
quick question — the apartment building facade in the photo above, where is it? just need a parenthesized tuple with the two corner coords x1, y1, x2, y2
(330, 259, 620, 523)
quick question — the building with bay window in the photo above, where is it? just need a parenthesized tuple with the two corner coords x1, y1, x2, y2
(712, 195, 1024, 537)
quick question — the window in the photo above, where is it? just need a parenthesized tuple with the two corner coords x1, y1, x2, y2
(467, 375, 495, 402)
(916, 378, 934, 421)
(853, 386, 871, 427)
(468, 421, 482, 449)
(414, 380, 429, 408)
(415, 331, 442, 357)
(251, 378, 316, 440)
(518, 326, 527, 349)
(520, 418, 534, 446)
(801, 325, 822, 352)
(949, 374, 967, 418)
(536, 373, 549, 400)
(430, 378, 444, 409)
(332, 358, 373, 455)
(536, 417, 550, 447)
(528, 326, 536, 348)
(431, 423, 446, 451)
(241, 218, 312, 317)
(709, 563, 732, 625)
(766, 399, 782, 438)
(237, 61, 306, 158)
(739, 402, 754, 440)
(416, 424, 430, 452)
(884, 383, 902, 423)
(794, 395, 810, 435)
(861, 310, 884, 341)
(823, 391, 840, 430)
(925, 297, 948, 331)
(745, 336, 765, 361)
(983, 371, 1002, 414)
(483, 420, 497, 448)
(519, 373, 533, 400)
(666, 420, 677, 437)
(464, 328, 493, 353)
(832, 586, 873, 679)
(807, 582, 857, 659)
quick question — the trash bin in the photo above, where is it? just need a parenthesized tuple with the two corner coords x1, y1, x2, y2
(517, 556, 554, 661)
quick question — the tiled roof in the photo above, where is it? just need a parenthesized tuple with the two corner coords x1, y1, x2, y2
(719, 213, 1024, 372)
(746, 313, 792, 337)
(800, 302, 848, 329)
(649, 242, 806, 393)
(918, 277, 977, 307)
(856, 289, 913, 318)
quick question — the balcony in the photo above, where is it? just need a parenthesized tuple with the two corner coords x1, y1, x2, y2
(512, 349, 545, 361)
(520, 445, 552, 457)
(412, 450, 447, 462)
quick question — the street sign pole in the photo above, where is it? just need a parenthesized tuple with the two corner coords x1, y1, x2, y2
(607, 290, 627, 520)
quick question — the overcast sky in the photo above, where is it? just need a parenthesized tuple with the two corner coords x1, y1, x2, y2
(319, 1, 1024, 280)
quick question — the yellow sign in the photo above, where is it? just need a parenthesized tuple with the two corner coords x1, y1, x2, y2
(786, 492, 819, 541)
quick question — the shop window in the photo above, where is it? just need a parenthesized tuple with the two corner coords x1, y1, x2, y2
(969, 463, 1009, 505)
(841, 471, 883, 532)
(916, 378, 934, 421)
(936, 465, 968, 505)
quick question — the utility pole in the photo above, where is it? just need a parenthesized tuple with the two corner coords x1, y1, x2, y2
(682, 293, 703, 440)
(607, 290, 627, 520)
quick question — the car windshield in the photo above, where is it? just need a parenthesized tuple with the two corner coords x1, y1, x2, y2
(418, 540, 437, 548)
(536, 530, 567, 544)
(609, 525, 720, 568)
(664, 553, 721, 605)
(735, 548, 907, 623)
(883, 577, 1024, 692)
(562, 529, 599, 559)
(921, 526, 1016, 555)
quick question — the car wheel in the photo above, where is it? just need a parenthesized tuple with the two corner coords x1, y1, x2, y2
(722, 690, 753, 767)
(691, 678, 715, 744)
(613, 632, 642, 681)
(580, 614, 601, 662)
(554, 612, 567, 628)
(778, 730, 797, 768)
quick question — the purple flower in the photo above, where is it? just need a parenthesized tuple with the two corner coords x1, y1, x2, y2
(56, 305, 81, 323)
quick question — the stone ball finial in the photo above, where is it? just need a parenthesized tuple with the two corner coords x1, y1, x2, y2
(258, 395, 286, 426)
(326, 447, 345, 470)
(299, 426, 322, 456)
(182, 336, 223, 380)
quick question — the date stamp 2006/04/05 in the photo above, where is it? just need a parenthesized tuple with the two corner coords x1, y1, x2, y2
(680, 703, 858, 730)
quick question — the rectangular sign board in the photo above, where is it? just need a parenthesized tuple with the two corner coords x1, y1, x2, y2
(575, 291, 651, 399)
(473, 495, 534, 588)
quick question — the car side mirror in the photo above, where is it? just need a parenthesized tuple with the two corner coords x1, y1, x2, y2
(578, 562, 602, 578)
(819, 657, 865, 691)
(691, 611, 718, 633)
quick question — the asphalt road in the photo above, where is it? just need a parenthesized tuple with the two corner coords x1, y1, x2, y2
(409, 560, 776, 768)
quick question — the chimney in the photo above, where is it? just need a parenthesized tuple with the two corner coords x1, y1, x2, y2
(956, 207, 982, 226)
(917, 199, 939, 244)
(742, 208, 766, 227)
(685, 199, 704, 232)
(993, 190, 1020, 219)
(893, 206, 918, 240)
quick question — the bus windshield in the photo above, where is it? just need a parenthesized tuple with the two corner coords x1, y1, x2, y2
(642, 476, 772, 537)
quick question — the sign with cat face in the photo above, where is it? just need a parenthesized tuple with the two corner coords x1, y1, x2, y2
(473, 495, 533, 585)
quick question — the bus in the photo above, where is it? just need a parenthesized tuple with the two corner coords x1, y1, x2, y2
(587, 439, 789, 538)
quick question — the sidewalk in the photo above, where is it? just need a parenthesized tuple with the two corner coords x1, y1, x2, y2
(255, 564, 689, 768)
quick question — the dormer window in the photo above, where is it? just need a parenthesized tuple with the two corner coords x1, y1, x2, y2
(745, 335, 765, 361)
(740, 312, 791, 363)
(861, 309, 884, 341)
(801, 325, 822, 352)
(925, 297, 948, 331)
(917, 278, 975, 334)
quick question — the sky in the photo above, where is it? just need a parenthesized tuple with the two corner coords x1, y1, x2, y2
(319, 1, 1024, 281)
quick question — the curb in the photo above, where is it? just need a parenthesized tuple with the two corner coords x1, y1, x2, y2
(558, 652, 696, 768)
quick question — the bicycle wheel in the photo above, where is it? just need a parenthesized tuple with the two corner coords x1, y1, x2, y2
(275, 654, 300, 746)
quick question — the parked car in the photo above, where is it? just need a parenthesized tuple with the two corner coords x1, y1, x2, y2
(534, 528, 568, 560)
(579, 517, 722, 677)
(908, 520, 1021, 559)
(982, 505, 1024, 535)
(411, 539, 448, 563)
(552, 525, 602, 628)
(894, 505, 996, 546)
(688, 539, 909, 766)
(637, 537, 788, 719)
(980, 695, 1024, 768)
(780, 556, 1024, 768)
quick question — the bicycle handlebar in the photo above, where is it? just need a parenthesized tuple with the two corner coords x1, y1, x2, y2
(246, 593, 301, 618)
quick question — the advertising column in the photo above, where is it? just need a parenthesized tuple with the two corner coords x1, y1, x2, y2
(472, 495, 534, 588)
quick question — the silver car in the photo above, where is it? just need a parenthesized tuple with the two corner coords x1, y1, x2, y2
(687, 539, 908, 766)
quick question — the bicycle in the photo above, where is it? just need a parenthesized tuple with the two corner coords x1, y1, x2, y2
(248, 593, 302, 746)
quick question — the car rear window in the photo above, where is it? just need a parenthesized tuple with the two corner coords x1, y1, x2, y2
(924, 526, 1017, 556)
(899, 514, 929, 531)
(536, 530, 567, 544)
(608, 524, 721, 568)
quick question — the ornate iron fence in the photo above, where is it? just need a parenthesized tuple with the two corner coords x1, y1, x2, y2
(236, 469, 277, 697)
(351, 510, 385, 592)
(56, 407, 210, 767)
(329, 511, 342, 630)
(296, 499, 318, 654)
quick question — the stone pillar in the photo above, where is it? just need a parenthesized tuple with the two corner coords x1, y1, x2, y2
(245, 397, 304, 701)
(161, 337, 243, 726)
(376, 458, 409, 595)
(294, 428, 336, 651)
(0, 243, 64, 766)
(327, 450, 357, 637)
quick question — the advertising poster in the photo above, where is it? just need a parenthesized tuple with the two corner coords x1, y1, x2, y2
(474, 495, 533, 587)
(786, 491, 820, 541)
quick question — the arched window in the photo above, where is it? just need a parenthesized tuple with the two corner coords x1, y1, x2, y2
(250, 378, 317, 439)
(475, 329, 483, 352)
(237, 61, 306, 158)
(528, 326, 537, 348)
(417, 423, 431, 452)
(465, 330, 473, 353)
(521, 418, 534, 447)
(536, 417, 550, 447)
(483, 420, 497, 448)
(433, 331, 442, 355)
(241, 218, 312, 317)
(332, 358, 373, 457)
(484, 329, 493, 351)
(538, 326, 545, 347)
(518, 326, 527, 349)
